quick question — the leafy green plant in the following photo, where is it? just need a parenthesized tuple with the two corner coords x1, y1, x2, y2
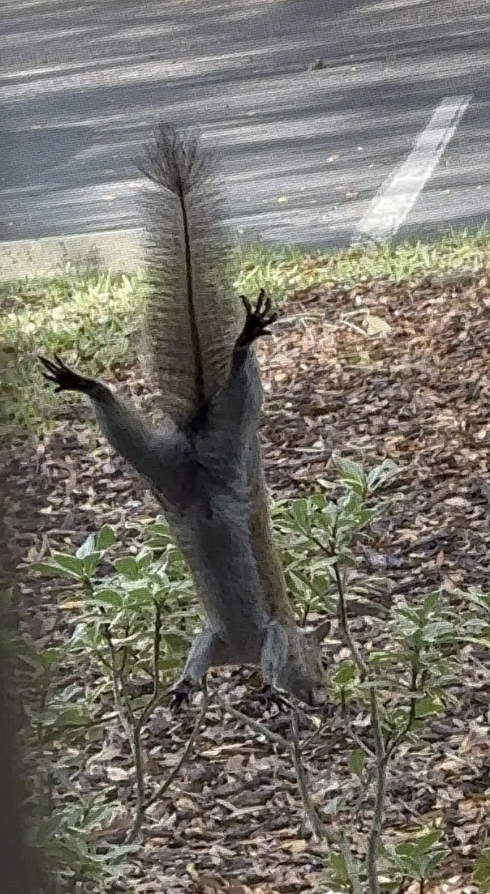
(273, 457, 399, 620)
(24, 518, 201, 889)
(23, 461, 490, 893)
(272, 458, 477, 894)
(7, 630, 136, 893)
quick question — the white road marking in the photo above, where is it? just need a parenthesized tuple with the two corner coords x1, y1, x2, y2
(353, 95, 472, 243)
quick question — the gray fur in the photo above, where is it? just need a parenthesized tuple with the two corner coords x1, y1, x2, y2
(41, 127, 328, 706)
(86, 349, 291, 684)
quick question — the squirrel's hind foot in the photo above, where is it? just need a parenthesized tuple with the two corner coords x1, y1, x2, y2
(236, 289, 278, 349)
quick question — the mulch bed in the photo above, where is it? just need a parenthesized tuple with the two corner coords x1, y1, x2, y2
(3, 269, 490, 894)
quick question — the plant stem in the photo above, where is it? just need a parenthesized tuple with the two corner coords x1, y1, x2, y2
(328, 517, 386, 894)
(126, 600, 163, 843)
(290, 711, 326, 841)
(143, 678, 209, 812)
(386, 664, 418, 757)
(217, 698, 326, 841)
(333, 559, 367, 679)
(216, 697, 290, 750)
(337, 829, 363, 894)
(365, 688, 387, 894)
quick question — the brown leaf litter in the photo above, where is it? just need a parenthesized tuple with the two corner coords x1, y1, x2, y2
(2, 269, 490, 893)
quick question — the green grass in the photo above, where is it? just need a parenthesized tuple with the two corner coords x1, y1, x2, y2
(238, 226, 490, 296)
(2, 228, 489, 439)
(1, 268, 146, 438)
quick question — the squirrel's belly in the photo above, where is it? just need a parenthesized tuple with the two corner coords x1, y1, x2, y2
(160, 500, 271, 656)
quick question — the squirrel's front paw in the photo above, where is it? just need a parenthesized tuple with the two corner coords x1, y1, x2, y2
(236, 289, 277, 348)
(169, 678, 198, 713)
(250, 683, 292, 712)
(39, 355, 95, 394)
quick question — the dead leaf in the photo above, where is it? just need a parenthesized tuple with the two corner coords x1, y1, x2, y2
(364, 314, 392, 336)
(106, 765, 131, 782)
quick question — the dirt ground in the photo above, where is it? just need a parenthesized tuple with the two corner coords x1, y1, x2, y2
(3, 269, 490, 893)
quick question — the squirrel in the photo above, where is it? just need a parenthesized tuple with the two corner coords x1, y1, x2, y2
(40, 125, 330, 707)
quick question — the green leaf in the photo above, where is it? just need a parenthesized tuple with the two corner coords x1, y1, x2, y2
(159, 655, 183, 670)
(332, 662, 357, 686)
(339, 489, 362, 517)
(115, 557, 140, 580)
(125, 585, 152, 604)
(462, 618, 489, 635)
(291, 499, 310, 531)
(393, 845, 421, 875)
(32, 561, 70, 579)
(135, 547, 154, 569)
(38, 647, 63, 673)
(474, 848, 490, 892)
(353, 507, 377, 528)
(92, 588, 124, 608)
(367, 459, 399, 491)
(163, 631, 191, 651)
(76, 534, 97, 559)
(422, 621, 455, 642)
(422, 591, 440, 613)
(310, 492, 328, 509)
(51, 553, 86, 579)
(348, 748, 366, 778)
(96, 525, 117, 550)
(412, 829, 445, 852)
(52, 706, 90, 728)
(82, 552, 102, 577)
(335, 457, 367, 495)
(415, 695, 442, 718)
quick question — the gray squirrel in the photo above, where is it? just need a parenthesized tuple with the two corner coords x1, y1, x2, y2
(40, 125, 330, 707)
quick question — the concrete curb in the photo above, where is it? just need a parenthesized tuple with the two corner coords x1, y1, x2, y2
(0, 228, 145, 281)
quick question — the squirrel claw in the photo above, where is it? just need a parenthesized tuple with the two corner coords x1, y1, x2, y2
(39, 355, 95, 394)
(169, 678, 197, 713)
(251, 683, 291, 712)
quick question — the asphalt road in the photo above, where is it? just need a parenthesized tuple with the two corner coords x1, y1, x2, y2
(2, 0, 490, 251)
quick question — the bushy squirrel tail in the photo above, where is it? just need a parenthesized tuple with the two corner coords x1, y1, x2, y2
(139, 125, 240, 425)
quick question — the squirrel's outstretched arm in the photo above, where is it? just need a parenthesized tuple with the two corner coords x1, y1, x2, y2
(39, 356, 191, 489)
(39, 289, 273, 487)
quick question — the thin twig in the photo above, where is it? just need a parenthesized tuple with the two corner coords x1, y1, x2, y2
(102, 621, 136, 741)
(337, 319, 369, 337)
(350, 764, 376, 815)
(290, 711, 326, 841)
(217, 698, 326, 842)
(301, 713, 330, 750)
(346, 723, 376, 758)
(143, 678, 209, 812)
(300, 515, 368, 678)
(98, 606, 157, 846)
(333, 559, 368, 679)
(215, 697, 291, 750)
(134, 600, 163, 738)
(337, 829, 363, 894)
(386, 665, 418, 757)
(327, 522, 385, 894)
(365, 688, 387, 894)
(126, 600, 164, 843)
